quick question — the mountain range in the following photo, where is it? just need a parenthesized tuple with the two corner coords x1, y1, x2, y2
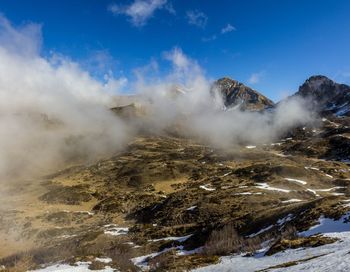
(213, 75, 350, 116)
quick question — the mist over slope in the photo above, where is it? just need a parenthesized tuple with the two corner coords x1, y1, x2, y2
(0, 16, 130, 179)
(0, 15, 315, 181)
(120, 49, 315, 148)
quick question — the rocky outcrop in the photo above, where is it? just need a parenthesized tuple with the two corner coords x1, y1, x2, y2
(295, 75, 350, 116)
(211, 77, 275, 111)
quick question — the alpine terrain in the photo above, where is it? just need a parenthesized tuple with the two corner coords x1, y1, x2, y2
(1, 75, 350, 272)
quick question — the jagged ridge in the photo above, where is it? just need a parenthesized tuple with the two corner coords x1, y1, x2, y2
(212, 77, 275, 111)
(295, 75, 350, 116)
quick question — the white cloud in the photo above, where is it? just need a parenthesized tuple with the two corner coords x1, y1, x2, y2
(0, 16, 42, 56)
(186, 10, 208, 29)
(248, 71, 264, 84)
(276, 90, 294, 100)
(162, 47, 203, 83)
(201, 23, 235, 43)
(108, 0, 170, 27)
(133, 58, 159, 80)
(202, 35, 217, 42)
(221, 23, 236, 34)
(164, 2, 176, 15)
(81, 49, 120, 80)
(0, 15, 130, 179)
(164, 47, 191, 70)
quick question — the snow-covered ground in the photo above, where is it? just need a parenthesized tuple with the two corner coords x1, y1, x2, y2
(29, 261, 115, 272)
(187, 205, 197, 211)
(234, 192, 263, 195)
(131, 247, 175, 270)
(300, 212, 350, 236)
(284, 178, 307, 185)
(306, 188, 320, 197)
(95, 258, 112, 264)
(29, 212, 350, 272)
(103, 224, 129, 236)
(255, 183, 291, 193)
(193, 212, 350, 272)
(148, 234, 193, 243)
(313, 186, 345, 192)
(199, 185, 216, 191)
(305, 166, 319, 171)
(281, 199, 303, 203)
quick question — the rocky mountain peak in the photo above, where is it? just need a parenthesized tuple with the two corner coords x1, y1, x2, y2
(295, 75, 350, 116)
(298, 75, 339, 98)
(212, 77, 274, 111)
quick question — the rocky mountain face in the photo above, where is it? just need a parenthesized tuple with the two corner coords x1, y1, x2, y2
(212, 75, 350, 117)
(294, 75, 350, 116)
(211, 77, 275, 111)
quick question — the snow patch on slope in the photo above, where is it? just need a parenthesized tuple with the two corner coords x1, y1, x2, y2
(30, 261, 115, 272)
(284, 178, 307, 185)
(194, 212, 350, 272)
(255, 183, 291, 193)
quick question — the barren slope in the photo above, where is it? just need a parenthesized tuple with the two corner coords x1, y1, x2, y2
(1, 116, 350, 271)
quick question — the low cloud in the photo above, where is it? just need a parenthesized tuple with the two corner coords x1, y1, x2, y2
(0, 15, 130, 180)
(108, 0, 170, 26)
(186, 10, 208, 29)
(0, 15, 42, 56)
(80, 49, 122, 82)
(248, 71, 264, 84)
(129, 48, 315, 148)
(221, 23, 235, 34)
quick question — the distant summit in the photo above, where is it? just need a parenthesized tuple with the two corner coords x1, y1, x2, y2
(295, 75, 350, 116)
(212, 77, 274, 111)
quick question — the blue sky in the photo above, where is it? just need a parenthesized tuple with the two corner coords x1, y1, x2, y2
(0, 0, 350, 101)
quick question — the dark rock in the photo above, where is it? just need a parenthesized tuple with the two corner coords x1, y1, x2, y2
(294, 75, 350, 116)
(39, 184, 92, 205)
(211, 77, 274, 110)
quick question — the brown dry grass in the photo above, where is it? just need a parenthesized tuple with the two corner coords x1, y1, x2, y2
(203, 222, 262, 256)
